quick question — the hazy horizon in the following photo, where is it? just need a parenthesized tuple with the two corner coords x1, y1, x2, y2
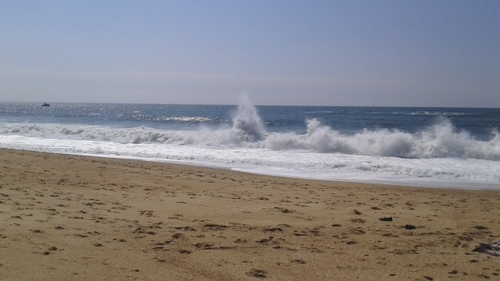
(1, 1, 499, 107)
(3, 100, 500, 109)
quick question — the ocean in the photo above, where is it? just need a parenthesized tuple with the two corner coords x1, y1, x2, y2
(0, 99, 499, 190)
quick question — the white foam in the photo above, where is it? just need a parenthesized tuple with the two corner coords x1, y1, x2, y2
(2, 116, 498, 159)
(0, 131, 499, 189)
(0, 103, 499, 190)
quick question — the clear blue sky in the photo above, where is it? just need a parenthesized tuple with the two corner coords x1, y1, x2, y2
(1, 0, 499, 107)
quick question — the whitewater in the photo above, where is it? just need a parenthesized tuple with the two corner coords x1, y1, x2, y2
(0, 99, 499, 190)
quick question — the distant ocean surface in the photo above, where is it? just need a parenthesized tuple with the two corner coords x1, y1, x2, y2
(1, 100, 499, 190)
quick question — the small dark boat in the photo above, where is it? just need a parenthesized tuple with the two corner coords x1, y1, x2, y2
(41, 103, 50, 106)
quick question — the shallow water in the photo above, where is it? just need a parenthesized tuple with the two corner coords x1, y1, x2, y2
(1, 100, 499, 189)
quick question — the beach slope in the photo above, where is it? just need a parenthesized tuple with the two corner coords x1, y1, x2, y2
(0, 149, 499, 280)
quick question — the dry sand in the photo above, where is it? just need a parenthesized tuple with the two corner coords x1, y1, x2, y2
(1, 148, 499, 280)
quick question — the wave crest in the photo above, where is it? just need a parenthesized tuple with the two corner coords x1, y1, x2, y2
(1, 118, 498, 161)
(264, 118, 499, 160)
(231, 95, 267, 141)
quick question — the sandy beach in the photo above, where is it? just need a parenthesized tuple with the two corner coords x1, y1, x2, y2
(1, 148, 499, 280)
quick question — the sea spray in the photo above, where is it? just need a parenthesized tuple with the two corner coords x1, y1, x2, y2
(2, 112, 499, 160)
(0, 102, 499, 187)
(262, 118, 500, 160)
(231, 95, 267, 142)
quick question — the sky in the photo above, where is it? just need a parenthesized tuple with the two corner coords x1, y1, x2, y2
(1, 0, 499, 107)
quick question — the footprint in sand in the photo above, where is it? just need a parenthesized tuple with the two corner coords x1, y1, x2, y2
(247, 268, 267, 278)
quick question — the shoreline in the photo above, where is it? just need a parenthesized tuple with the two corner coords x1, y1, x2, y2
(1, 148, 500, 280)
(5, 147, 499, 191)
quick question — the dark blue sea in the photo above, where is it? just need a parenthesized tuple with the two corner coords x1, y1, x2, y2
(1, 99, 499, 189)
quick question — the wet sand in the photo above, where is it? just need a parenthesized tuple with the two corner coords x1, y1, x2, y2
(1, 148, 499, 280)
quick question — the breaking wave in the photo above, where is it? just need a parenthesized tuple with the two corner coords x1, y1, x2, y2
(1, 100, 499, 188)
(1, 114, 498, 161)
(265, 118, 499, 160)
(231, 95, 267, 141)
